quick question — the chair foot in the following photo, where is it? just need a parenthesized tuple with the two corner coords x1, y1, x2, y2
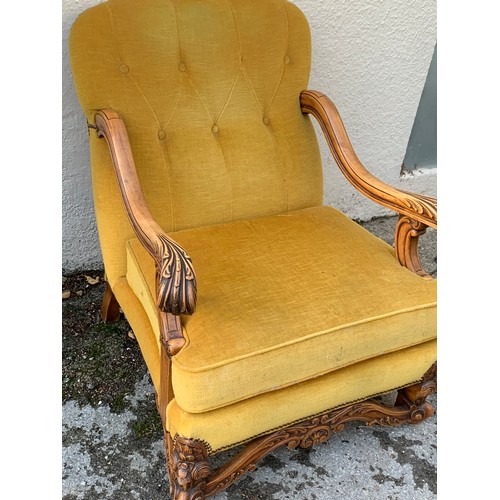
(101, 284, 121, 323)
(165, 432, 211, 500)
(395, 362, 437, 415)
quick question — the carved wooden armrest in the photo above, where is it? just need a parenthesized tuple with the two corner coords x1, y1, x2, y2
(300, 90, 437, 277)
(94, 110, 196, 354)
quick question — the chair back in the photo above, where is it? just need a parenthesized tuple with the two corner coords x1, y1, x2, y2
(70, 0, 323, 285)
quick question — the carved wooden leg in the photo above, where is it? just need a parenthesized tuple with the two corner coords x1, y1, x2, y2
(101, 284, 121, 322)
(395, 362, 437, 418)
(165, 432, 211, 500)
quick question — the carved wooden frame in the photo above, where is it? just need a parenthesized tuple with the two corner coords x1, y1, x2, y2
(163, 362, 436, 499)
(95, 110, 195, 356)
(95, 94, 438, 498)
(300, 90, 437, 277)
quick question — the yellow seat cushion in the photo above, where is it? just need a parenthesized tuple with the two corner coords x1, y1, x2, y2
(126, 205, 436, 413)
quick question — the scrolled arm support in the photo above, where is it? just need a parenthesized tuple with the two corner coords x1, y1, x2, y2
(395, 215, 432, 278)
(94, 110, 197, 322)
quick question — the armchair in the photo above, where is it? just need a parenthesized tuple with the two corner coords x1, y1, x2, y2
(69, 1, 437, 498)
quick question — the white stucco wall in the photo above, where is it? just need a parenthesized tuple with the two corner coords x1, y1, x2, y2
(62, 0, 436, 272)
(63, 0, 107, 271)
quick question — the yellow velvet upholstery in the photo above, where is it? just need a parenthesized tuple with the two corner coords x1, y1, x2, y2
(69, 0, 323, 288)
(126, 206, 436, 413)
(167, 340, 436, 453)
(69, 0, 437, 458)
(104, 267, 436, 454)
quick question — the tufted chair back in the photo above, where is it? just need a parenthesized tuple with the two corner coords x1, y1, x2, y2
(70, 0, 323, 286)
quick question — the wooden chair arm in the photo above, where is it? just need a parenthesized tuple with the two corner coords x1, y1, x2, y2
(94, 110, 197, 321)
(300, 90, 437, 229)
(301, 90, 437, 277)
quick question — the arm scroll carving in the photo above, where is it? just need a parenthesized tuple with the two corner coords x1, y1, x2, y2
(94, 110, 197, 320)
(300, 90, 437, 229)
(156, 234, 197, 316)
(395, 215, 432, 278)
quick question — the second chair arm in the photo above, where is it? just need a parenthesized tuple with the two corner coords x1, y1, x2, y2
(300, 90, 437, 229)
(94, 110, 197, 319)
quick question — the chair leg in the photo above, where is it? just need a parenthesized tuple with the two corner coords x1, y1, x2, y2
(165, 432, 211, 500)
(101, 284, 121, 323)
(395, 362, 437, 414)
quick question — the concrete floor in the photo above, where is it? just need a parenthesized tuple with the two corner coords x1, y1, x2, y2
(62, 215, 437, 499)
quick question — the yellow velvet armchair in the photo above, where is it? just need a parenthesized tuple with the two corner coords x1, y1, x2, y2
(69, 0, 437, 498)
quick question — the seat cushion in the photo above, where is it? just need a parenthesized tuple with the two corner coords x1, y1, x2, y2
(126, 206, 436, 413)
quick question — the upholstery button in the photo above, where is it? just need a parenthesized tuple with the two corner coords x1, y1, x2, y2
(212, 124, 220, 134)
(158, 130, 166, 140)
(178, 62, 187, 72)
(119, 63, 129, 74)
(283, 55, 291, 65)
(263, 116, 270, 126)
